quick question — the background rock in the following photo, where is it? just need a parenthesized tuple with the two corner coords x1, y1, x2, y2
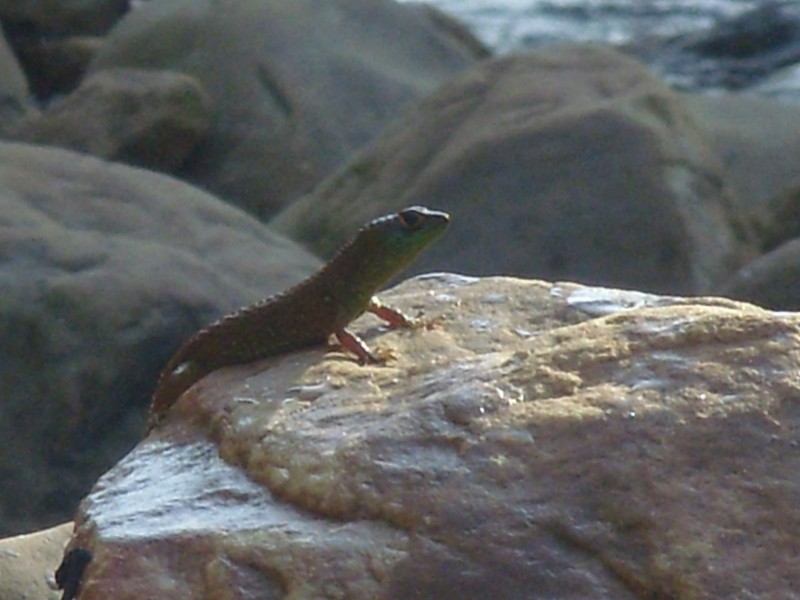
(0, 141, 321, 536)
(8, 34, 104, 100)
(0, 0, 129, 98)
(682, 92, 800, 236)
(272, 45, 755, 295)
(718, 238, 800, 310)
(63, 275, 800, 599)
(0, 522, 71, 600)
(89, 0, 486, 219)
(0, 0, 128, 35)
(0, 28, 30, 124)
(9, 68, 212, 172)
(626, 2, 800, 92)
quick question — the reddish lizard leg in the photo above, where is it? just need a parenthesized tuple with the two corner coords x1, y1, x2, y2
(366, 297, 419, 328)
(335, 329, 379, 364)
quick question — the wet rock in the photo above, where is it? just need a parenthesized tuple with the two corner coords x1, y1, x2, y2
(90, 0, 485, 219)
(0, 141, 321, 536)
(632, 2, 800, 91)
(9, 68, 212, 172)
(272, 45, 755, 295)
(64, 275, 800, 598)
(0, 522, 71, 600)
(749, 61, 800, 103)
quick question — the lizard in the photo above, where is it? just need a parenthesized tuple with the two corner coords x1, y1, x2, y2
(148, 205, 450, 427)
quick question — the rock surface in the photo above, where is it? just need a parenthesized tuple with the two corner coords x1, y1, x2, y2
(90, 0, 485, 218)
(0, 28, 30, 123)
(718, 237, 800, 310)
(0, 522, 71, 600)
(9, 68, 212, 172)
(682, 92, 800, 234)
(272, 45, 755, 295)
(0, 0, 128, 35)
(64, 275, 800, 599)
(0, 142, 321, 536)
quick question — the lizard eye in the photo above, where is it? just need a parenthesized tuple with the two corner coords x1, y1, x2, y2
(398, 208, 425, 230)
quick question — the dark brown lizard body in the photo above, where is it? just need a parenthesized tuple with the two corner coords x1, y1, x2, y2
(149, 206, 449, 427)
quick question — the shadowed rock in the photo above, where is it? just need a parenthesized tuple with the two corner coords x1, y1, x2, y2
(0, 141, 321, 535)
(9, 68, 212, 172)
(89, 0, 486, 218)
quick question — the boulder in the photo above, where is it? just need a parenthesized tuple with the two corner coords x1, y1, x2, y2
(9, 68, 212, 172)
(8, 34, 104, 100)
(272, 45, 755, 295)
(718, 237, 800, 310)
(0, 0, 128, 35)
(0, 522, 71, 600)
(628, 2, 800, 91)
(0, 28, 30, 124)
(0, 142, 321, 536)
(682, 92, 800, 237)
(62, 275, 800, 599)
(0, 0, 128, 98)
(755, 175, 800, 250)
(90, 0, 485, 218)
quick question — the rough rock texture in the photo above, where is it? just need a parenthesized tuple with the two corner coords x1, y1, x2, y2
(683, 93, 800, 236)
(65, 275, 800, 599)
(0, 522, 71, 600)
(0, 141, 321, 536)
(90, 0, 485, 218)
(9, 68, 212, 172)
(272, 45, 755, 295)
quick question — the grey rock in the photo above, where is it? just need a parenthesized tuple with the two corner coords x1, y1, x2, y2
(0, 142, 321, 536)
(273, 45, 755, 295)
(0, 0, 128, 35)
(90, 0, 485, 219)
(718, 237, 800, 310)
(0, 28, 29, 124)
(682, 92, 800, 239)
(10, 68, 212, 171)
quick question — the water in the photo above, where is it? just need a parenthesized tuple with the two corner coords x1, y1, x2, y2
(402, 0, 800, 100)
(411, 0, 771, 51)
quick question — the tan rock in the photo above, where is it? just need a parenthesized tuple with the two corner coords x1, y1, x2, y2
(272, 45, 755, 295)
(0, 522, 71, 600)
(65, 275, 800, 599)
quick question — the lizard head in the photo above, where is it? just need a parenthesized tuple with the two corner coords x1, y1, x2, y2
(324, 205, 449, 327)
(360, 205, 450, 280)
